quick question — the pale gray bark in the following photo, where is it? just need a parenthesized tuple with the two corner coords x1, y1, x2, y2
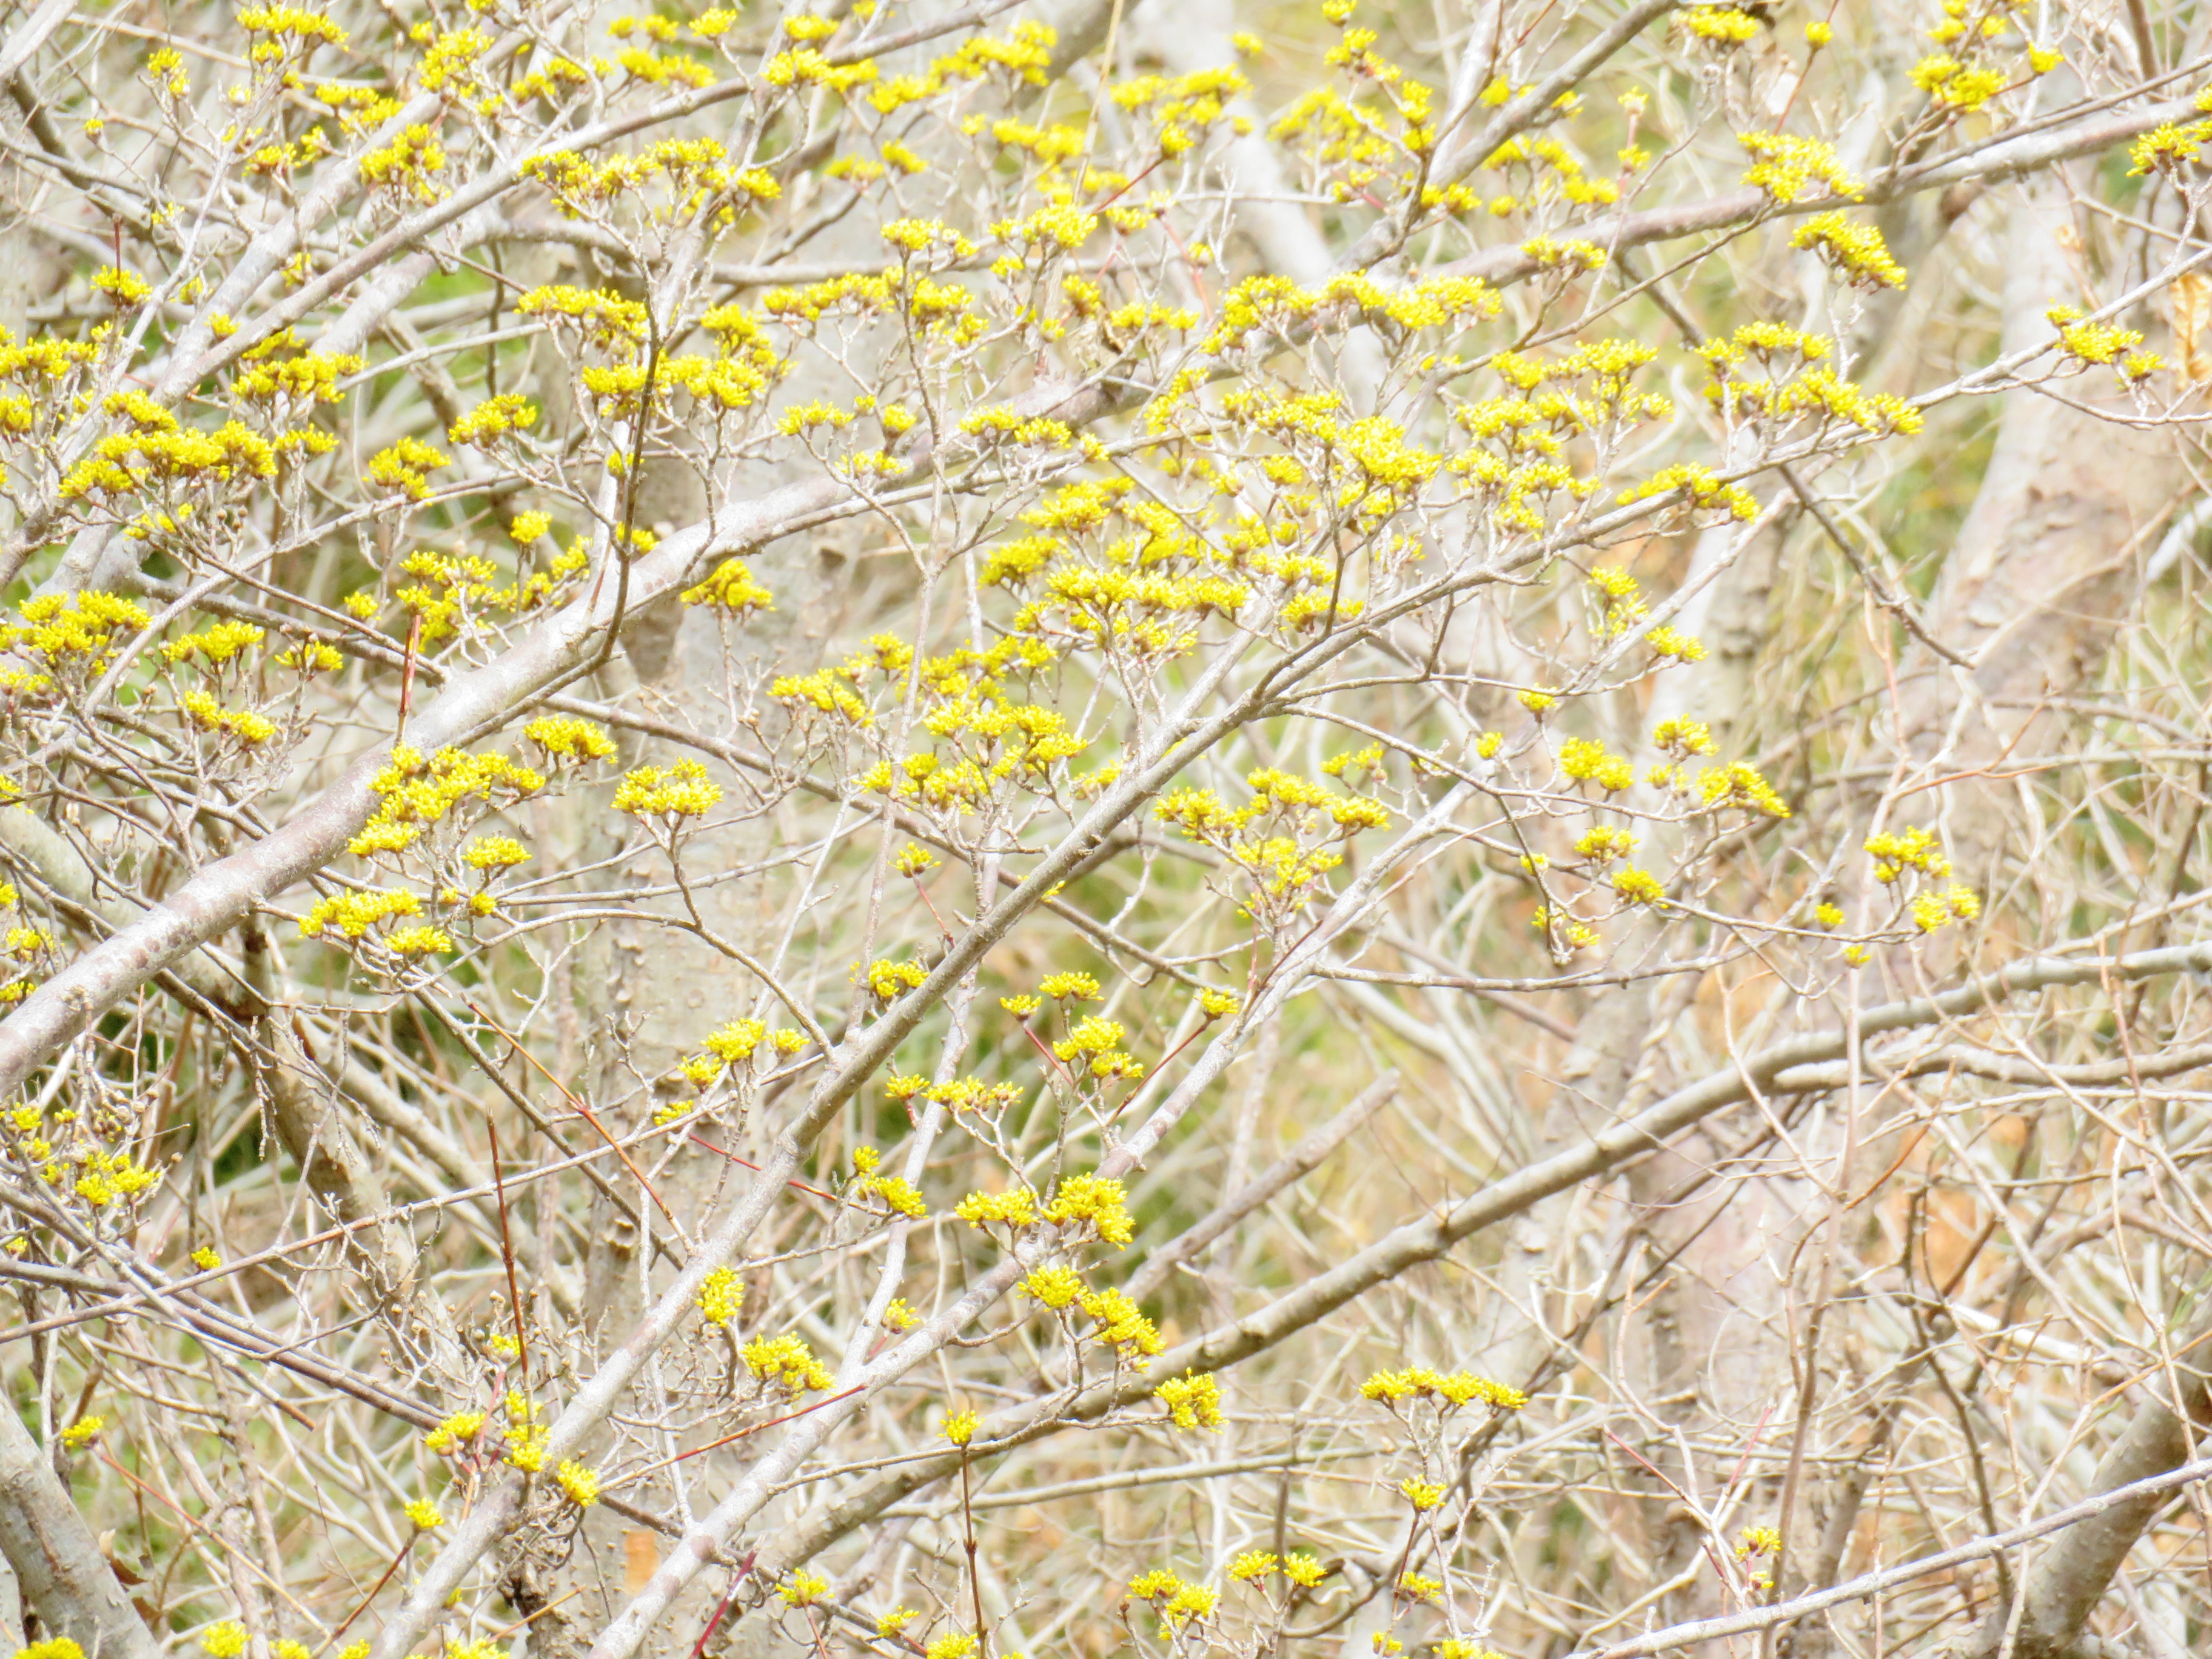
(1963, 1344, 2211, 1659)
(1879, 174, 2190, 1659)
(0, 1406, 160, 1659)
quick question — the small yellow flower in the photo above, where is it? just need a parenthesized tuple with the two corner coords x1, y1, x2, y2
(943, 1409, 979, 1446)
(1156, 1371, 1224, 1430)
(554, 1460, 600, 1506)
(426, 1410, 485, 1452)
(1612, 867, 1666, 906)
(405, 1499, 443, 1530)
(1282, 1551, 1327, 1587)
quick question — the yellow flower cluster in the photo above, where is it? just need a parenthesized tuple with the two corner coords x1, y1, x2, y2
(1230, 1550, 1327, 1586)
(163, 620, 263, 666)
(742, 1332, 835, 1393)
(780, 1569, 832, 1606)
(771, 669, 874, 725)
(383, 923, 450, 956)
(1792, 213, 1908, 289)
(1156, 1370, 1223, 1430)
(851, 1148, 929, 1219)
(447, 394, 537, 446)
(1653, 718, 1717, 756)
(2046, 305, 2155, 377)
(681, 558, 775, 613)
(1866, 825, 1948, 882)
(525, 139, 778, 225)
(1612, 868, 1665, 906)
(1021, 1264, 1085, 1307)
(1620, 463, 1759, 522)
(1648, 625, 1707, 662)
(1079, 1285, 1164, 1364)
(233, 345, 363, 404)
(1359, 1367, 1527, 1410)
(514, 285, 651, 349)
(614, 760, 722, 820)
(58, 1144, 163, 1208)
(862, 958, 928, 999)
(425, 1410, 485, 1452)
(1677, 5, 1764, 41)
(1738, 131, 1859, 203)
(1587, 565, 1645, 634)
(954, 1188, 1035, 1228)
(0, 597, 135, 677)
(679, 1019, 767, 1084)
(1011, 1257, 1162, 1361)
(299, 887, 420, 939)
(1694, 761, 1791, 818)
(695, 1266, 745, 1326)
(238, 5, 349, 47)
(1912, 888, 1982, 932)
(1910, 55, 2009, 110)
(1127, 1569, 1218, 1631)
(180, 691, 278, 745)
(463, 836, 529, 872)
(1558, 738, 1635, 793)
(59, 404, 281, 501)
(2131, 121, 2208, 176)
(364, 435, 447, 500)
(92, 266, 152, 306)
(1575, 825, 1636, 863)
(1050, 1014, 1144, 1082)
(358, 126, 446, 202)
(1043, 1172, 1135, 1244)
(920, 1076, 1025, 1113)
(348, 745, 543, 859)
(525, 716, 617, 763)
(502, 1391, 546, 1471)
